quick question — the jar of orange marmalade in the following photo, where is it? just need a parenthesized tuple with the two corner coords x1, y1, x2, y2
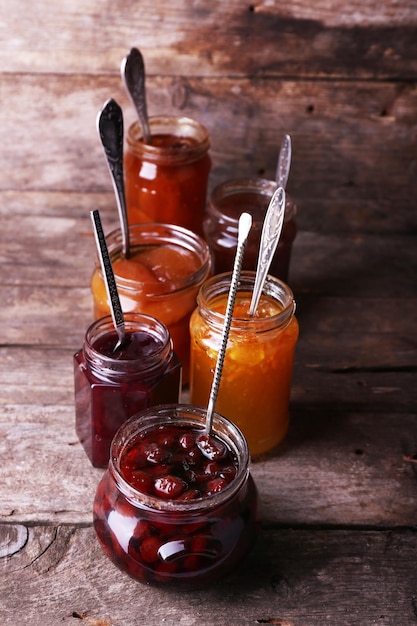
(125, 116, 211, 236)
(189, 271, 299, 457)
(90, 223, 212, 384)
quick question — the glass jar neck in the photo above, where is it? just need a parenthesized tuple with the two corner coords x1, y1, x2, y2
(197, 271, 296, 333)
(83, 314, 173, 383)
(208, 178, 297, 233)
(127, 117, 210, 166)
(108, 404, 250, 512)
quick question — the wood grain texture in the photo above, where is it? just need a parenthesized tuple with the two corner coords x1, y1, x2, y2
(1, 1, 416, 623)
(1, 74, 416, 220)
(1, 0, 416, 78)
(1, 525, 417, 626)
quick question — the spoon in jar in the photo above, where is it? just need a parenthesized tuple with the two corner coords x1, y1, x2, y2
(275, 133, 292, 189)
(248, 186, 286, 317)
(205, 212, 252, 435)
(97, 98, 130, 258)
(90, 209, 125, 353)
(121, 47, 151, 144)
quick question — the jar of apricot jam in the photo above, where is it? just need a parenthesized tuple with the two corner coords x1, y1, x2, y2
(90, 223, 212, 383)
(93, 404, 259, 589)
(189, 271, 299, 457)
(74, 313, 181, 468)
(125, 116, 211, 236)
(203, 178, 297, 282)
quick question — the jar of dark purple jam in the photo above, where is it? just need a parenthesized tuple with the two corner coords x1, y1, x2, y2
(203, 178, 297, 282)
(93, 404, 260, 589)
(74, 313, 182, 468)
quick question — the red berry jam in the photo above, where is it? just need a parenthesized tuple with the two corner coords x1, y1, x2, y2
(93, 405, 260, 589)
(74, 314, 181, 468)
(120, 424, 237, 499)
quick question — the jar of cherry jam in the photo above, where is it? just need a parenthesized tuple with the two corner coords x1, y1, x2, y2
(74, 313, 181, 468)
(93, 404, 260, 589)
(125, 116, 211, 236)
(203, 178, 297, 282)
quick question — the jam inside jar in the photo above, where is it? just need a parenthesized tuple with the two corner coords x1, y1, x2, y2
(74, 313, 181, 468)
(125, 116, 211, 237)
(203, 178, 297, 282)
(90, 223, 212, 384)
(189, 271, 299, 457)
(93, 404, 260, 589)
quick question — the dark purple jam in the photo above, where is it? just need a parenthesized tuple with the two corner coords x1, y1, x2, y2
(74, 325, 181, 468)
(94, 330, 162, 360)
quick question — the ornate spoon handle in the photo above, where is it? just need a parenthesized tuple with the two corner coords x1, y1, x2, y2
(248, 187, 286, 317)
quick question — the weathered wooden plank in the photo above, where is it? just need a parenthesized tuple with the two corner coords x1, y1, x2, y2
(1, 0, 416, 79)
(1, 208, 417, 293)
(0, 75, 416, 222)
(1, 402, 415, 526)
(1, 525, 417, 625)
(1, 330, 416, 408)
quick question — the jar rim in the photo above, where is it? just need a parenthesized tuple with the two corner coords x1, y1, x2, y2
(208, 177, 297, 228)
(96, 223, 212, 296)
(83, 313, 173, 379)
(127, 116, 210, 164)
(109, 404, 250, 512)
(197, 270, 296, 332)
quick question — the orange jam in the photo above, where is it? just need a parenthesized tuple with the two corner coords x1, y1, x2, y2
(90, 224, 212, 383)
(189, 272, 298, 457)
(125, 117, 211, 236)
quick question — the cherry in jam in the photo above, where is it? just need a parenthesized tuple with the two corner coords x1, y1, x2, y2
(120, 424, 237, 499)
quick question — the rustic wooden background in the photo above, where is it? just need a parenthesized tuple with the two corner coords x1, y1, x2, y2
(1, 1, 417, 625)
(1, 1, 416, 228)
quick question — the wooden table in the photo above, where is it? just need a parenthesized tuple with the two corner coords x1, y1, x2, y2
(1, 1, 417, 624)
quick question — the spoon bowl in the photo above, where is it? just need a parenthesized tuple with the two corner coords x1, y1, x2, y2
(121, 47, 151, 144)
(97, 99, 130, 258)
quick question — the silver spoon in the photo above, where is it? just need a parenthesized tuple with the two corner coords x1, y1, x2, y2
(90, 209, 125, 353)
(97, 98, 130, 258)
(121, 47, 151, 144)
(205, 212, 252, 434)
(248, 187, 286, 317)
(275, 133, 292, 189)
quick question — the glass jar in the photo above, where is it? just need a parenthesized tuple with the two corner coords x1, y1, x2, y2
(203, 178, 297, 282)
(90, 223, 212, 384)
(125, 116, 211, 236)
(93, 404, 259, 589)
(189, 271, 299, 457)
(74, 313, 181, 468)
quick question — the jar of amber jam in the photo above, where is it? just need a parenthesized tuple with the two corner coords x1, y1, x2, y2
(203, 178, 297, 282)
(125, 116, 211, 236)
(93, 404, 259, 589)
(90, 223, 212, 384)
(74, 313, 181, 468)
(189, 271, 299, 457)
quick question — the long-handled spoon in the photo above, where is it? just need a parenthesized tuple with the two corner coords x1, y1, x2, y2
(248, 187, 286, 317)
(90, 209, 125, 353)
(275, 133, 292, 189)
(97, 98, 130, 258)
(205, 212, 252, 434)
(121, 47, 151, 144)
